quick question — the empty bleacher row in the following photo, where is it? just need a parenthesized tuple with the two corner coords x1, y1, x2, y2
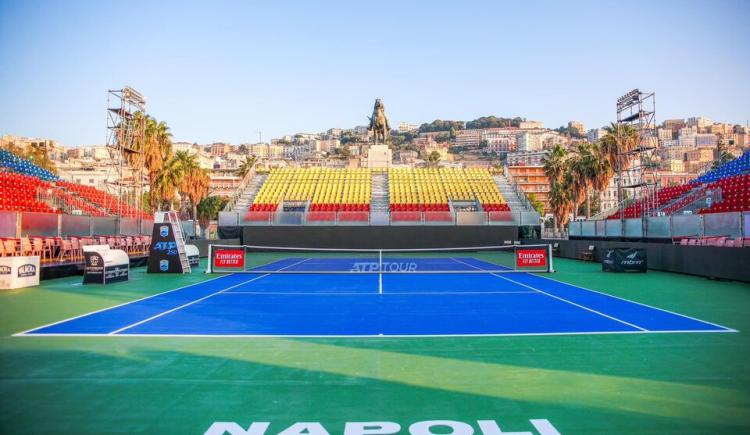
(0, 149, 58, 181)
(244, 167, 510, 223)
(57, 181, 149, 218)
(0, 172, 58, 213)
(250, 168, 372, 212)
(609, 151, 750, 219)
(1, 148, 148, 218)
(698, 173, 750, 214)
(608, 183, 695, 219)
(388, 168, 508, 212)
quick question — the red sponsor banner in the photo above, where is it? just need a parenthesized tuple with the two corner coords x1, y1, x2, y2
(213, 249, 245, 269)
(516, 248, 547, 268)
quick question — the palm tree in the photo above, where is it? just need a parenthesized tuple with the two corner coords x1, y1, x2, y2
(543, 144, 567, 185)
(144, 118, 173, 210)
(548, 172, 574, 229)
(175, 151, 210, 223)
(197, 196, 229, 230)
(570, 142, 606, 218)
(589, 141, 613, 193)
(152, 155, 184, 211)
(542, 144, 572, 230)
(237, 155, 257, 178)
(600, 122, 639, 172)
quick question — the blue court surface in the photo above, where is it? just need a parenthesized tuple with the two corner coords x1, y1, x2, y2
(17, 257, 735, 337)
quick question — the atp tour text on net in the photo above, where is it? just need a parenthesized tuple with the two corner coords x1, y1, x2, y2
(205, 419, 562, 435)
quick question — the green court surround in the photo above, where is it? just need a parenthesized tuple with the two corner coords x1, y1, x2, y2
(1, 258, 749, 434)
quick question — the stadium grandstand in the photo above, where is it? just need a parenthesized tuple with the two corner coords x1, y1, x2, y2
(608, 151, 750, 220)
(243, 166, 514, 224)
(0, 148, 151, 264)
(567, 151, 750, 250)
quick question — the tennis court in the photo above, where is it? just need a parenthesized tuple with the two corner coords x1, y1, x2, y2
(17, 251, 734, 337)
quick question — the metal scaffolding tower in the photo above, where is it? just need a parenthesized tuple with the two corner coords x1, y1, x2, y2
(106, 87, 147, 227)
(615, 89, 657, 228)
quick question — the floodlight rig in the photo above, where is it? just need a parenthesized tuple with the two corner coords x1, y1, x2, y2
(106, 86, 147, 229)
(615, 89, 657, 235)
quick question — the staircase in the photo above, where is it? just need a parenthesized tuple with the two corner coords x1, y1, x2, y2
(493, 174, 533, 212)
(370, 173, 390, 212)
(661, 185, 722, 216)
(160, 211, 191, 274)
(230, 174, 268, 213)
(45, 184, 106, 216)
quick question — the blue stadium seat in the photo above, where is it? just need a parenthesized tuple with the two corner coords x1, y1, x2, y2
(0, 149, 60, 181)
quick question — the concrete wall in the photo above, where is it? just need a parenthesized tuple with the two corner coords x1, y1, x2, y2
(525, 239, 750, 282)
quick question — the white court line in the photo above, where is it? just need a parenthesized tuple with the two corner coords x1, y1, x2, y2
(108, 258, 311, 335)
(222, 290, 537, 296)
(450, 257, 648, 331)
(454, 256, 735, 332)
(535, 274, 737, 332)
(17, 329, 736, 339)
(13, 256, 297, 337)
(12, 273, 238, 336)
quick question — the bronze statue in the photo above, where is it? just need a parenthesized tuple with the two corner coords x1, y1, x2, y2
(368, 98, 390, 144)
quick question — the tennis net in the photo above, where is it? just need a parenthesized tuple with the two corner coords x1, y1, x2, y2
(207, 244, 554, 274)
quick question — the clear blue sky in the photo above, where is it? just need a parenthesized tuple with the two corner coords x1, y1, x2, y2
(1, 0, 748, 146)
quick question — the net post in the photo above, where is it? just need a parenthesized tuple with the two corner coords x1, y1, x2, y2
(378, 249, 383, 294)
(206, 244, 213, 273)
(547, 243, 555, 273)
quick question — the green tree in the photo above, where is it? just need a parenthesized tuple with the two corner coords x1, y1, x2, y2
(569, 143, 599, 218)
(137, 116, 174, 210)
(236, 155, 257, 178)
(25, 142, 58, 174)
(174, 151, 210, 221)
(339, 147, 352, 159)
(427, 150, 441, 166)
(197, 196, 229, 229)
(527, 193, 545, 215)
(600, 122, 639, 180)
(341, 131, 362, 145)
(418, 120, 465, 133)
(466, 116, 523, 129)
(152, 155, 184, 211)
(543, 144, 572, 229)
(712, 151, 734, 169)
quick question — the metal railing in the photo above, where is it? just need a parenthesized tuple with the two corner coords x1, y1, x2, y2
(218, 210, 542, 227)
(568, 211, 749, 240)
(223, 168, 256, 212)
(0, 211, 156, 238)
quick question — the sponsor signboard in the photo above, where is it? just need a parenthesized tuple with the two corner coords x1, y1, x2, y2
(147, 222, 188, 273)
(213, 249, 245, 269)
(516, 248, 548, 268)
(0, 256, 40, 290)
(602, 248, 647, 272)
(83, 245, 129, 284)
